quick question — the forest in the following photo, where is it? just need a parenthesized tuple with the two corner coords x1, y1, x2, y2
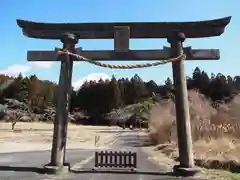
(0, 66, 239, 125)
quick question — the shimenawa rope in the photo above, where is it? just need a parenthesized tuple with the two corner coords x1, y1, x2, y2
(55, 48, 186, 69)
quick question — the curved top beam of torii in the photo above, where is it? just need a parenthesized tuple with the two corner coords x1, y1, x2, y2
(16, 16, 231, 39)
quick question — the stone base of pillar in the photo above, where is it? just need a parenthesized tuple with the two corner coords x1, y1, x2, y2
(43, 162, 70, 174)
(173, 165, 200, 177)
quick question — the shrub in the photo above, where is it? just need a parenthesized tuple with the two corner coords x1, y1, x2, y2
(148, 90, 240, 144)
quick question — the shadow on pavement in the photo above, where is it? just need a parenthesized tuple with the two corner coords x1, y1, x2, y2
(119, 139, 153, 147)
(0, 166, 199, 178)
(96, 130, 132, 134)
(0, 165, 172, 176)
(0, 129, 53, 132)
(0, 165, 46, 174)
(70, 168, 185, 177)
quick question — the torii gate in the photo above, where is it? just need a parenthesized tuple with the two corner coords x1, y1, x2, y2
(17, 16, 231, 175)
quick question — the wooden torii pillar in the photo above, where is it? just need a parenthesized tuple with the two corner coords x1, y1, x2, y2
(17, 16, 231, 175)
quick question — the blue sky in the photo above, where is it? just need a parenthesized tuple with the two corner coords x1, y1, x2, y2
(0, 0, 239, 89)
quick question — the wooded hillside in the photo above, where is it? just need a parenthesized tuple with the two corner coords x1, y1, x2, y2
(0, 66, 239, 124)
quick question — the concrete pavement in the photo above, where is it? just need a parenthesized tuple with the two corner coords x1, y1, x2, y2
(0, 129, 204, 180)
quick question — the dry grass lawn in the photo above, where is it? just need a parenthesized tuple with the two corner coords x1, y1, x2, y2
(0, 122, 119, 153)
(143, 90, 240, 179)
(138, 131, 240, 180)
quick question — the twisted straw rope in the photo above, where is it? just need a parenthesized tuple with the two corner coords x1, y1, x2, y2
(55, 48, 186, 69)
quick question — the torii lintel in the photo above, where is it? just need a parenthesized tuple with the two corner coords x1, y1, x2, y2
(17, 16, 231, 39)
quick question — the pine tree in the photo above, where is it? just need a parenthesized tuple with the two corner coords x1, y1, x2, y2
(109, 75, 121, 109)
(18, 77, 30, 103)
(9, 73, 23, 101)
(131, 74, 148, 102)
(165, 77, 173, 90)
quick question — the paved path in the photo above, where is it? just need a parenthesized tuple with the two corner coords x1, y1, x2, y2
(0, 129, 202, 180)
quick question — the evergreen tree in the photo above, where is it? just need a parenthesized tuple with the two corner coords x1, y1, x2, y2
(18, 77, 30, 103)
(109, 75, 121, 109)
(165, 77, 173, 90)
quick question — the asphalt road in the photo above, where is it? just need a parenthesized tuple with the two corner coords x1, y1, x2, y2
(0, 129, 203, 180)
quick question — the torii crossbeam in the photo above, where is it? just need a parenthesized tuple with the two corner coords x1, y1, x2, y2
(27, 47, 220, 61)
(17, 16, 231, 175)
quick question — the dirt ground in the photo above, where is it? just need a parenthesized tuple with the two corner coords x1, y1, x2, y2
(0, 122, 120, 153)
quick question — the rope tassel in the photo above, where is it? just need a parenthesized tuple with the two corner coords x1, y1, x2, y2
(55, 48, 186, 69)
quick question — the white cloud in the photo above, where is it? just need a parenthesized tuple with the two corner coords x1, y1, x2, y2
(0, 64, 31, 77)
(28, 62, 54, 69)
(0, 61, 55, 78)
(72, 73, 111, 90)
